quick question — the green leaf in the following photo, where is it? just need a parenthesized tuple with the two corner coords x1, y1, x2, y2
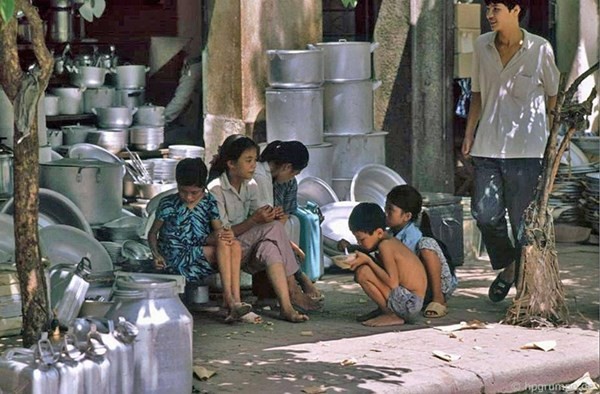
(341, 0, 358, 8)
(0, 0, 16, 23)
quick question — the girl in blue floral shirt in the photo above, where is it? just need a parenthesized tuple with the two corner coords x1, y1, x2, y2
(148, 158, 252, 322)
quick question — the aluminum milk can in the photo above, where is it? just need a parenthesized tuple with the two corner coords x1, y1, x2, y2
(0, 336, 60, 394)
(106, 277, 193, 394)
(50, 257, 92, 326)
(81, 324, 111, 394)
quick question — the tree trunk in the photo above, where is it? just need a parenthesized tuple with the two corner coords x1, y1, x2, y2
(505, 63, 599, 327)
(0, 0, 54, 346)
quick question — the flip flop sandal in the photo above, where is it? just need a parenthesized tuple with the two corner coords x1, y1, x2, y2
(488, 274, 514, 302)
(423, 302, 448, 318)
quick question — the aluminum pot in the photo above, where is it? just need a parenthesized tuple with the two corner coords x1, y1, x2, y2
(323, 131, 388, 178)
(68, 65, 108, 89)
(40, 158, 123, 225)
(115, 88, 145, 109)
(83, 87, 116, 113)
(311, 40, 379, 81)
(0, 153, 13, 199)
(265, 87, 323, 146)
(61, 124, 97, 145)
(267, 49, 324, 88)
(324, 79, 381, 134)
(112, 65, 149, 89)
(44, 94, 60, 116)
(85, 129, 128, 154)
(93, 106, 137, 129)
(295, 142, 334, 185)
(51, 87, 85, 115)
(133, 104, 165, 126)
(47, 129, 63, 148)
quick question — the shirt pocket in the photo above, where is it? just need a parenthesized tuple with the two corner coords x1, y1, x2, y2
(511, 74, 535, 100)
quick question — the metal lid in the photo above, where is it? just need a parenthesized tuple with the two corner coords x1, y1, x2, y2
(41, 158, 122, 168)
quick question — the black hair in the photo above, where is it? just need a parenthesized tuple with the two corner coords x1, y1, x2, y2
(484, 0, 528, 22)
(386, 185, 423, 222)
(175, 158, 208, 188)
(259, 140, 309, 171)
(349, 202, 386, 234)
(208, 134, 259, 182)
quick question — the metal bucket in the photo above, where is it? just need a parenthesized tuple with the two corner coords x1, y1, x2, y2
(266, 87, 323, 146)
(295, 142, 334, 186)
(323, 131, 388, 178)
(323, 80, 381, 134)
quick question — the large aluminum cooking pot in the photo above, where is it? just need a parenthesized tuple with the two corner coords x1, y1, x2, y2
(267, 49, 324, 88)
(51, 87, 85, 115)
(112, 65, 149, 89)
(323, 131, 388, 178)
(311, 40, 379, 81)
(295, 142, 334, 185)
(265, 87, 323, 146)
(61, 124, 97, 145)
(93, 106, 137, 129)
(68, 65, 108, 89)
(115, 88, 145, 109)
(83, 87, 115, 113)
(133, 104, 165, 126)
(44, 94, 60, 116)
(323, 80, 381, 134)
(0, 153, 13, 199)
(40, 158, 123, 225)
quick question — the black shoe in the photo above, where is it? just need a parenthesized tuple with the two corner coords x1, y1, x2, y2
(488, 273, 514, 302)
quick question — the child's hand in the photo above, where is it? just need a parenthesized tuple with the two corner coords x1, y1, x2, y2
(349, 251, 370, 271)
(337, 239, 352, 252)
(217, 226, 235, 244)
(252, 205, 278, 223)
(272, 206, 285, 219)
(153, 254, 166, 270)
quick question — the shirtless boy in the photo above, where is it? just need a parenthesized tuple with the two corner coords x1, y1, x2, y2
(348, 202, 428, 327)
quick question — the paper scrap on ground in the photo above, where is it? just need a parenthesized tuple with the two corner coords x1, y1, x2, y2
(432, 350, 461, 362)
(340, 358, 357, 366)
(193, 365, 216, 380)
(301, 331, 314, 336)
(434, 320, 494, 332)
(563, 372, 600, 392)
(302, 385, 328, 394)
(520, 340, 556, 352)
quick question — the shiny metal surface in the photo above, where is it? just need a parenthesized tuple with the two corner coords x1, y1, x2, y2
(297, 176, 339, 207)
(350, 164, 406, 207)
(323, 131, 388, 178)
(267, 49, 324, 88)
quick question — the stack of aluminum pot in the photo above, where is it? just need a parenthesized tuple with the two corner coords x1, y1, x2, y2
(311, 40, 386, 201)
(265, 47, 334, 185)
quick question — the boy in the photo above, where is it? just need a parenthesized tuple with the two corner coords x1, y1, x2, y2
(148, 158, 252, 323)
(347, 202, 427, 326)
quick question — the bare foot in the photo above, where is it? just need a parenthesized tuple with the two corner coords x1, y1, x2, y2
(280, 309, 309, 323)
(290, 289, 321, 312)
(356, 308, 383, 322)
(362, 313, 405, 327)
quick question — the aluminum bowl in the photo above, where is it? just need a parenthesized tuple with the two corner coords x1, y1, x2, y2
(135, 181, 177, 199)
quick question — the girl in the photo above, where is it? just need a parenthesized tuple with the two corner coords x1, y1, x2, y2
(208, 134, 320, 323)
(148, 158, 251, 323)
(254, 140, 323, 301)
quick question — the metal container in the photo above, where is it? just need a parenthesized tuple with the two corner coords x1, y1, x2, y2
(93, 107, 137, 129)
(106, 277, 193, 394)
(267, 49, 324, 88)
(85, 129, 128, 154)
(68, 66, 109, 89)
(83, 87, 116, 114)
(62, 124, 97, 145)
(47, 8, 73, 43)
(323, 80, 381, 134)
(44, 94, 60, 116)
(0, 153, 13, 199)
(49, 259, 91, 326)
(295, 142, 333, 185)
(54, 334, 86, 394)
(323, 131, 387, 178)
(312, 40, 379, 81)
(47, 129, 64, 148)
(113, 65, 149, 89)
(421, 192, 464, 267)
(51, 87, 84, 115)
(80, 327, 111, 394)
(114, 88, 145, 109)
(0, 343, 60, 394)
(266, 87, 323, 146)
(133, 104, 165, 126)
(40, 158, 124, 225)
(330, 178, 352, 201)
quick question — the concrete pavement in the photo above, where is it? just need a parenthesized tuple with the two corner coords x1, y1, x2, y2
(190, 241, 599, 394)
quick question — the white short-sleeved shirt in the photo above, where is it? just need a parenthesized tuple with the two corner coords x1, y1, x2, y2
(253, 161, 274, 206)
(470, 29, 560, 159)
(207, 172, 269, 227)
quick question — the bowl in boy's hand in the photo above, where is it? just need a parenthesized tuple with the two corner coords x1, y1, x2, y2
(332, 254, 356, 270)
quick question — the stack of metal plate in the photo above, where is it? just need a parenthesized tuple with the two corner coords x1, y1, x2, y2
(582, 172, 599, 232)
(551, 163, 598, 224)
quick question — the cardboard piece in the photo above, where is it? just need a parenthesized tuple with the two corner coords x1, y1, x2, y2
(455, 3, 481, 29)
